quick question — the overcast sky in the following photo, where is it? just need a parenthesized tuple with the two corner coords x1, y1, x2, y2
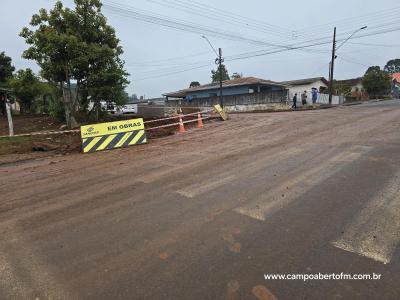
(1, 0, 399, 98)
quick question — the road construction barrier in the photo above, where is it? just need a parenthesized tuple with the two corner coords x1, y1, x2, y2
(81, 118, 147, 153)
(144, 114, 211, 131)
(197, 113, 204, 128)
(0, 109, 217, 139)
(214, 104, 229, 121)
(178, 116, 186, 133)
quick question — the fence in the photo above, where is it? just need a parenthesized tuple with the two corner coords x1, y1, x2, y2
(288, 92, 345, 106)
(316, 94, 345, 105)
(167, 91, 288, 112)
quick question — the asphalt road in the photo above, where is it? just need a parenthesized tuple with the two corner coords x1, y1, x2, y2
(1, 100, 400, 300)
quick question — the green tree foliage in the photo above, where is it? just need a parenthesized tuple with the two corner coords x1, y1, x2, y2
(9, 69, 44, 113)
(211, 64, 230, 83)
(362, 67, 392, 99)
(231, 72, 243, 80)
(20, 0, 129, 127)
(0, 52, 15, 85)
(384, 59, 400, 74)
(189, 81, 200, 88)
(333, 81, 352, 96)
(365, 66, 381, 74)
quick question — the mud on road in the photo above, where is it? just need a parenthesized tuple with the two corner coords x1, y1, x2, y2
(1, 100, 400, 299)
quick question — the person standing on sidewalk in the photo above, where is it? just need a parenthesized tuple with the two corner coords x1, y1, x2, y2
(301, 91, 308, 106)
(292, 93, 298, 109)
(312, 88, 318, 104)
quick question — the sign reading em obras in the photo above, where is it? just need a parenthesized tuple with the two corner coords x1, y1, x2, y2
(81, 118, 147, 153)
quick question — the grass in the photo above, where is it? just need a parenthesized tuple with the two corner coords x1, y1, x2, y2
(0, 136, 46, 155)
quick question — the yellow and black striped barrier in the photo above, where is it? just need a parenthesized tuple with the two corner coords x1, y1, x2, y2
(80, 118, 147, 153)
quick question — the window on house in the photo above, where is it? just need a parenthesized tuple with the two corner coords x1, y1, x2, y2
(209, 93, 217, 97)
(248, 88, 255, 94)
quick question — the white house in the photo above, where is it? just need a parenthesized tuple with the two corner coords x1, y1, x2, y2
(281, 77, 329, 99)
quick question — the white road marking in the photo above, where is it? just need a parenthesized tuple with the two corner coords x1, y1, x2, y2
(332, 174, 400, 264)
(234, 147, 370, 221)
(177, 175, 237, 198)
(176, 147, 305, 198)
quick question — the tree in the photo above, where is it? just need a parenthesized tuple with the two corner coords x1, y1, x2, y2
(189, 81, 200, 88)
(231, 72, 243, 80)
(211, 64, 230, 83)
(0, 52, 15, 115)
(362, 67, 392, 99)
(0, 52, 15, 85)
(384, 59, 400, 74)
(333, 80, 351, 96)
(20, 0, 129, 127)
(9, 69, 44, 113)
(365, 66, 381, 74)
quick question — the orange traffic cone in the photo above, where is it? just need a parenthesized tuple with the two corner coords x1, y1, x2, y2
(197, 112, 204, 129)
(179, 116, 186, 133)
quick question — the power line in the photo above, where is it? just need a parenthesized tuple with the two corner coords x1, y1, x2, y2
(145, 0, 294, 38)
(103, 0, 293, 49)
(134, 62, 214, 81)
(93, 1, 400, 82)
(348, 41, 400, 48)
(131, 25, 400, 81)
(295, 6, 400, 37)
(337, 55, 369, 67)
(103, 0, 400, 64)
(145, 0, 400, 50)
(225, 26, 400, 62)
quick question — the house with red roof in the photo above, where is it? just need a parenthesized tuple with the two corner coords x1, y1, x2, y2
(392, 73, 400, 99)
(392, 73, 400, 84)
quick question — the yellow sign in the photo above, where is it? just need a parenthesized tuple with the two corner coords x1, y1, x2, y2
(80, 118, 147, 153)
(214, 104, 228, 121)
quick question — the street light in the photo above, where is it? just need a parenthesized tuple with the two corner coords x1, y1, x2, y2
(329, 26, 368, 104)
(336, 26, 368, 51)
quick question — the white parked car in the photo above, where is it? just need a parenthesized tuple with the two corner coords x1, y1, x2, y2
(88, 100, 118, 114)
(119, 103, 138, 114)
(89, 101, 137, 115)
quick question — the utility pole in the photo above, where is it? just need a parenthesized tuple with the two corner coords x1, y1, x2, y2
(218, 48, 224, 108)
(5, 94, 14, 136)
(328, 27, 337, 105)
(202, 36, 224, 107)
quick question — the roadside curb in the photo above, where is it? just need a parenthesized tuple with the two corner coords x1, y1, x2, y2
(229, 104, 336, 114)
(342, 102, 363, 106)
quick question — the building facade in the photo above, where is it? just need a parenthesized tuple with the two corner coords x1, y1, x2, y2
(335, 77, 369, 101)
(164, 77, 288, 111)
(281, 77, 329, 100)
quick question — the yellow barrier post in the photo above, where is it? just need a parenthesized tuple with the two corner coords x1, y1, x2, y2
(214, 104, 228, 121)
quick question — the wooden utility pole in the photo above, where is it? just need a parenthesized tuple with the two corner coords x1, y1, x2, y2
(218, 48, 224, 108)
(202, 36, 224, 107)
(328, 27, 337, 105)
